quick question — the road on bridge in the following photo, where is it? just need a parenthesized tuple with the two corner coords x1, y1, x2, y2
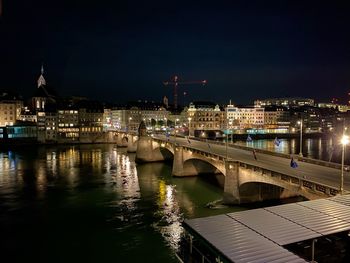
(154, 135, 350, 192)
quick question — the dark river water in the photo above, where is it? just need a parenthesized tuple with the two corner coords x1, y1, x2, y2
(0, 138, 346, 262)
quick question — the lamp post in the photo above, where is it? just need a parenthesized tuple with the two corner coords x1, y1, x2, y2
(188, 117, 192, 138)
(297, 119, 303, 157)
(128, 117, 132, 132)
(340, 134, 349, 195)
(229, 119, 233, 143)
(225, 134, 228, 160)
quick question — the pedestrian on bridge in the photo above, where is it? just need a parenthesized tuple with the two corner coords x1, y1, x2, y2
(253, 149, 257, 160)
(290, 157, 298, 168)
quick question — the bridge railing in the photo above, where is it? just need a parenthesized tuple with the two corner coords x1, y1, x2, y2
(189, 137, 348, 171)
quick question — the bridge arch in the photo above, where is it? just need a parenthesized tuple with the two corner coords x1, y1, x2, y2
(153, 145, 174, 160)
(238, 167, 319, 201)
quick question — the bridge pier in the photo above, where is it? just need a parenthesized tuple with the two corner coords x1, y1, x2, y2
(172, 146, 185, 176)
(223, 161, 241, 204)
(172, 146, 199, 177)
(135, 136, 172, 163)
(127, 134, 138, 153)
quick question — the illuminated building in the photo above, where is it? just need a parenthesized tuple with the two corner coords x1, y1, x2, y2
(187, 101, 225, 138)
(78, 100, 104, 142)
(263, 106, 290, 131)
(254, 97, 314, 108)
(37, 106, 57, 143)
(0, 97, 23, 126)
(111, 101, 170, 132)
(57, 105, 79, 142)
(226, 103, 264, 130)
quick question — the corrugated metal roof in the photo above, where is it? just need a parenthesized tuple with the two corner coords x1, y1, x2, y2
(227, 209, 319, 245)
(300, 198, 350, 223)
(267, 201, 350, 236)
(184, 195, 350, 263)
(184, 214, 307, 263)
(330, 194, 350, 207)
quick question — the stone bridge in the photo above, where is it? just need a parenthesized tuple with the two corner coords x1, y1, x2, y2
(113, 131, 139, 152)
(135, 135, 340, 204)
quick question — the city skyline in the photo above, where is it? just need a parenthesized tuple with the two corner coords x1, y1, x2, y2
(1, 1, 350, 105)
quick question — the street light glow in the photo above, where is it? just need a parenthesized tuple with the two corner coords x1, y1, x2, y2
(341, 135, 349, 145)
(340, 133, 349, 195)
(298, 119, 303, 157)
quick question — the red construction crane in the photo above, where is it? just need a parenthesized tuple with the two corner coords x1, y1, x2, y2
(163, 75, 207, 109)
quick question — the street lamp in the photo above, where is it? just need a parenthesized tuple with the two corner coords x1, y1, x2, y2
(340, 134, 349, 195)
(128, 117, 132, 132)
(229, 119, 233, 143)
(297, 119, 303, 157)
(164, 117, 167, 128)
(188, 117, 192, 137)
(225, 134, 228, 160)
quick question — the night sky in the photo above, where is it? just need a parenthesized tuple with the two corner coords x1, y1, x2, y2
(1, 0, 350, 105)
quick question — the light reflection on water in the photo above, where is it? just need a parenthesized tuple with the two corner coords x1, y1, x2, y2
(0, 139, 340, 262)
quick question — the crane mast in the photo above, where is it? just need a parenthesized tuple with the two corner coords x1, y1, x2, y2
(163, 75, 206, 109)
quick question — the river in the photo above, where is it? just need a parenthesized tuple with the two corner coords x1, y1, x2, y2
(0, 138, 345, 262)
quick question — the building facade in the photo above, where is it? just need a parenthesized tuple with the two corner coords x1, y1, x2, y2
(254, 97, 314, 108)
(187, 102, 225, 138)
(57, 107, 79, 141)
(226, 103, 264, 130)
(0, 100, 23, 126)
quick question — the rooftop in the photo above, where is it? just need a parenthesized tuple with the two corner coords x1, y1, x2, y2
(184, 195, 350, 262)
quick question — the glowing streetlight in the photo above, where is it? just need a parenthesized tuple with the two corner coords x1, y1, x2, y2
(128, 117, 132, 132)
(340, 134, 349, 195)
(297, 119, 303, 157)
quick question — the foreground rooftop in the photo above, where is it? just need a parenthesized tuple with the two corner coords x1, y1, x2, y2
(184, 195, 350, 262)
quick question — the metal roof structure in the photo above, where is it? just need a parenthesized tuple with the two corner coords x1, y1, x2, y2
(184, 195, 350, 263)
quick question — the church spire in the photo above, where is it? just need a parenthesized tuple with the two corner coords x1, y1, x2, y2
(37, 64, 46, 88)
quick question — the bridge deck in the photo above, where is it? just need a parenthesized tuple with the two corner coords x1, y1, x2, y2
(154, 135, 350, 192)
(183, 195, 350, 262)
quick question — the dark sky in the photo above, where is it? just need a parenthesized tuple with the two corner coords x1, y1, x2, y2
(1, 0, 350, 105)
